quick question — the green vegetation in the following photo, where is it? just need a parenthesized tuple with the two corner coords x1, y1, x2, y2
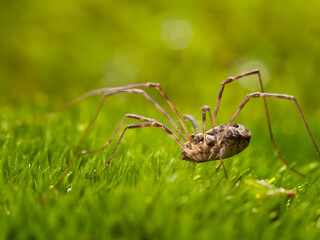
(1, 0, 320, 239)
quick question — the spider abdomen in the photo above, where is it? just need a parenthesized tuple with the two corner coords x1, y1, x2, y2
(181, 123, 251, 162)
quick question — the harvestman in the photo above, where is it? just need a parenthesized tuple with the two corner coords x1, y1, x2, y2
(29, 70, 320, 186)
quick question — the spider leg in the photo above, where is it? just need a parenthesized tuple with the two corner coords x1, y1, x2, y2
(54, 94, 108, 187)
(41, 83, 189, 188)
(219, 154, 228, 179)
(120, 89, 187, 141)
(201, 105, 213, 148)
(213, 69, 266, 127)
(101, 121, 184, 172)
(218, 92, 320, 178)
(202, 105, 214, 129)
(154, 84, 191, 141)
(183, 114, 199, 134)
(25, 82, 191, 142)
(55, 111, 184, 187)
(81, 113, 184, 155)
(50, 87, 186, 187)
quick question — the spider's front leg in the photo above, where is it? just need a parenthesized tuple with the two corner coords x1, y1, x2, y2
(102, 121, 182, 171)
(81, 114, 183, 174)
(48, 86, 189, 187)
(57, 114, 184, 184)
(81, 113, 184, 156)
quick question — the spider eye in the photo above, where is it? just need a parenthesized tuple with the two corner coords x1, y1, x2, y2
(231, 123, 239, 128)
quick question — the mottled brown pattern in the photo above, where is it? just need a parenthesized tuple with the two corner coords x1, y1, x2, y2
(181, 123, 251, 162)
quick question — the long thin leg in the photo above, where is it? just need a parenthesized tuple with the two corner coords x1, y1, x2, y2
(184, 114, 199, 134)
(24, 83, 191, 142)
(201, 106, 212, 148)
(46, 84, 190, 188)
(54, 94, 108, 187)
(101, 122, 184, 172)
(202, 105, 214, 129)
(219, 155, 228, 179)
(81, 113, 184, 155)
(213, 69, 266, 127)
(53, 87, 186, 187)
(155, 85, 191, 141)
(120, 89, 187, 141)
(218, 92, 320, 178)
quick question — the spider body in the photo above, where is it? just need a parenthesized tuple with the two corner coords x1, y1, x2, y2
(181, 123, 251, 163)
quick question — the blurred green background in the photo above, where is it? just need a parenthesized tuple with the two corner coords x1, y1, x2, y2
(1, 0, 320, 161)
(1, 0, 320, 110)
(2, 0, 320, 152)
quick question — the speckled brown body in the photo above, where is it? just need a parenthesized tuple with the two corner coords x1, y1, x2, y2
(181, 123, 251, 163)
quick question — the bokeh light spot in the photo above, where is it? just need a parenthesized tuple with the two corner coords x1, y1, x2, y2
(161, 19, 193, 50)
(238, 60, 270, 91)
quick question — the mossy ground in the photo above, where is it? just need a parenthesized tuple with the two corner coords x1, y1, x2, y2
(1, 99, 320, 240)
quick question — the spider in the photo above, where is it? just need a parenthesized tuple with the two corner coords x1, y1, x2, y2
(30, 69, 320, 185)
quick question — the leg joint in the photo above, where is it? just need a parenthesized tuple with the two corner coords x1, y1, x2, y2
(201, 105, 211, 111)
(247, 92, 261, 98)
(222, 77, 233, 85)
(145, 82, 160, 87)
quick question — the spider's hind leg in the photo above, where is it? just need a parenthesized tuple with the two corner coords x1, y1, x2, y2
(218, 92, 320, 178)
(213, 69, 264, 126)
